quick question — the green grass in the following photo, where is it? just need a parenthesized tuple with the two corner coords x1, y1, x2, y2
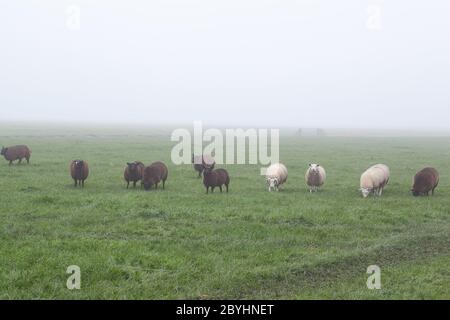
(0, 126, 449, 299)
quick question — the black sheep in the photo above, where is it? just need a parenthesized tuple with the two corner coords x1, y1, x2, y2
(203, 167, 230, 194)
(142, 161, 168, 190)
(411, 167, 439, 196)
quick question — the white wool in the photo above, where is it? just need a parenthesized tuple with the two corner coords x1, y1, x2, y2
(265, 163, 288, 191)
(360, 164, 390, 197)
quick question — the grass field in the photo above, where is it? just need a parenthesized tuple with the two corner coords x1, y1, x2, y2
(0, 124, 449, 299)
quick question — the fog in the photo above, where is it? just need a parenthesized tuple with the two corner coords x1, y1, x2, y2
(1, 1, 449, 130)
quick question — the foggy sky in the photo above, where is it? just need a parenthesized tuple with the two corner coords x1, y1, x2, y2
(1, 1, 449, 129)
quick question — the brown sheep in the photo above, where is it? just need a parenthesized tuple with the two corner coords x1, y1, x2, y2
(70, 160, 89, 188)
(1, 145, 31, 165)
(203, 167, 230, 194)
(411, 167, 439, 197)
(124, 161, 145, 188)
(142, 161, 168, 190)
(192, 154, 215, 178)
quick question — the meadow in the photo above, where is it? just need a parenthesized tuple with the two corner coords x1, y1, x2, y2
(0, 124, 449, 299)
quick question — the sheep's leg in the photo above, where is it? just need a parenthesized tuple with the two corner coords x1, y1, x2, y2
(26, 157, 30, 164)
(226, 184, 229, 193)
(81, 180, 85, 188)
(155, 182, 158, 189)
(9, 160, 12, 165)
(211, 187, 215, 193)
(126, 181, 129, 189)
(18, 158, 22, 164)
(133, 181, 137, 188)
(219, 186, 223, 193)
(74, 179, 78, 187)
(206, 186, 209, 194)
(162, 180, 165, 189)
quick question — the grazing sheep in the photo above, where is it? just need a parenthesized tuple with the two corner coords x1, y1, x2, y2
(192, 154, 215, 178)
(203, 167, 230, 194)
(305, 164, 326, 192)
(70, 160, 89, 187)
(124, 161, 145, 188)
(360, 164, 390, 198)
(265, 163, 288, 192)
(142, 161, 168, 190)
(1, 145, 31, 165)
(411, 167, 439, 197)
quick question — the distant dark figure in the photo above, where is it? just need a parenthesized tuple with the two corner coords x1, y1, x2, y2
(1, 145, 31, 165)
(142, 161, 168, 190)
(70, 160, 89, 188)
(203, 167, 230, 194)
(411, 167, 439, 197)
(124, 161, 145, 188)
(192, 154, 215, 178)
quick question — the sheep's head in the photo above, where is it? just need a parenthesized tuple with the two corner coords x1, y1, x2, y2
(127, 162, 139, 172)
(411, 187, 420, 197)
(0, 147, 5, 155)
(143, 180, 153, 190)
(203, 165, 214, 175)
(74, 160, 84, 169)
(360, 187, 371, 198)
(267, 177, 279, 192)
(309, 164, 321, 174)
(202, 156, 215, 169)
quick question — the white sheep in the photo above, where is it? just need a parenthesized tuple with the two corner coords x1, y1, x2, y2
(265, 163, 288, 192)
(360, 164, 390, 198)
(305, 164, 326, 192)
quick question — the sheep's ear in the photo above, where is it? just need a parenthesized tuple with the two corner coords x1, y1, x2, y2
(127, 162, 132, 166)
(309, 164, 312, 167)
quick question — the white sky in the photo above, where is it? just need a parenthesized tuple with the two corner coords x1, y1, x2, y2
(0, 0, 449, 129)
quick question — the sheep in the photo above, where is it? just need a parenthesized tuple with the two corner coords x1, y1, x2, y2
(142, 161, 168, 190)
(203, 167, 230, 194)
(1, 145, 31, 165)
(411, 167, 439, 197)
(124, 161, 145, 188)
(265, 163, 288, 192)
(360, 164, 390, 198)
(305, 164, 326, 192)
(70, 160, 89, 187)
(192, 154, 215, 178)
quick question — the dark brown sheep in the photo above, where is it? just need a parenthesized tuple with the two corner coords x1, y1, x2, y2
(192, 154, 215, 178)
(1, 145, 31, 165)
(411, 167, 439, 197)
(203, 167, 230, 194)
(124, 161, 145, 188)
(142, 161, 168, 190)
(70, 160, 89, 187)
